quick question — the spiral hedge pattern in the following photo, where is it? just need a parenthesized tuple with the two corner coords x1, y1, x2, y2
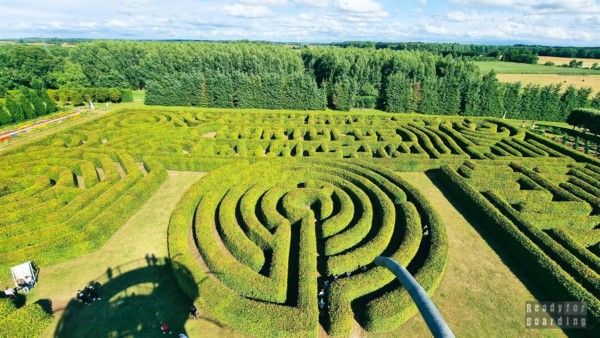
(168, 158, 448, 336)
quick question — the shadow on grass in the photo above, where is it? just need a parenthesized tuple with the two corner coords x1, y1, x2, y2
(54, 256, 197, 338)
(426, 170, 591, 338)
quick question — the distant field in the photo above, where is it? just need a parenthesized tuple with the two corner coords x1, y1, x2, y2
(496, 73, 600, 93)
(538, 56, 600, 68)
(476, 61, 600, 75)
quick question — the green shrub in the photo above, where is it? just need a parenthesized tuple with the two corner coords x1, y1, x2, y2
(0, 301, 53, 337)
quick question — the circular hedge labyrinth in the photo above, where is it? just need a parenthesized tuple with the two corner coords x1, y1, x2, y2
(168, 158, 448, 336)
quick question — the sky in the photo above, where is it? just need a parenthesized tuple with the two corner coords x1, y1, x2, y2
(0, 0, 599, 46)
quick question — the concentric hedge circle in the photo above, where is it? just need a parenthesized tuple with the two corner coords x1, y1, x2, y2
(168, 158, 448, 336)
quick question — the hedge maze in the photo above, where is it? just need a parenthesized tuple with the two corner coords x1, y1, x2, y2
(2, 107, 599, 335)
(168, 159, 447, 336)
(439, 159, 600, 324)
(0, 148, 166, 272)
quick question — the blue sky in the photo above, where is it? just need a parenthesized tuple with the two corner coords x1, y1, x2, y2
(0, 0, 599, 45)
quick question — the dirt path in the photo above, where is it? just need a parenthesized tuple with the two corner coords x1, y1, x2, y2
(29, 171, 205, 337)
(0, 111, 82, 139)
(389, 172, 564, 338)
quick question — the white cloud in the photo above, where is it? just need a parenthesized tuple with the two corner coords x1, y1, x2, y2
(0, 0, 597, 45)
(296, 0, 330, 7)
(240, 0, 288, 5)
(222, 4, 275, 18)
(445, 11, 487, 22)
(450, 0, 600, 14)
(334, 0, 388, 21)
(335, 0, 385, 14)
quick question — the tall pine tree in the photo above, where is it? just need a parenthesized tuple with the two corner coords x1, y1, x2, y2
(479, 71, 503, 118)
(0, 102, 11, 125)
(5, 96, 24, 122)
(385, 73, 414, 113)
(502, 82, 521, 119)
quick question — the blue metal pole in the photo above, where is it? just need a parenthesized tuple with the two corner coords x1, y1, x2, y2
(374, 256, 455, 338)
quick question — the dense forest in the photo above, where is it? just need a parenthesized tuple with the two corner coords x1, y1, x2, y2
(0, 41, 599, 122)
(332, 41, 600, 60)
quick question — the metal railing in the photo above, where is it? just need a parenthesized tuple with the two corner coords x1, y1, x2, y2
(374, 256, 455, 338)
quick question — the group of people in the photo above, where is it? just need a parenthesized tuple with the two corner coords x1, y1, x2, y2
(159, 305, 199, 335)
(318, 266, 369, 311)
(3, 275, 35, 301)
(317, 271, 354, 311)
(2, 287, 18, 301)
(75, 282, 101, 305)
(14, 275, 34, 292)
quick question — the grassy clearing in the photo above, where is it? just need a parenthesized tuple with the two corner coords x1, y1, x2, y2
(132, 90, 145, 102)
(496, 73, 600, 94)
(15, 171, 216, 337)
(476, 61, 600, 75)
(388, 172, 565, 338)
(538, 56, 600, 68)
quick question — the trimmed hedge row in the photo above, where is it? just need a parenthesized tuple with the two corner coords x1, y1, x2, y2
(546, 228, 600, 275)
(436, 166, 600, 326)
(486, 192, 600, 297)
(0, 301, 53, 337)
(0, 151, 167, 272)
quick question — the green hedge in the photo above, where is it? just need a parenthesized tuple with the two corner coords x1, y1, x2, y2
(48, 87, 134, 105)
(566, 108, 600, 134)
(168, 158, 449, 336)
(0, 301, 53, 337)
(436, 166, 600, 326)
(0, 89, 58, 126)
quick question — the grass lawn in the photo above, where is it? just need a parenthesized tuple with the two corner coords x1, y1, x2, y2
(132, 90, 145, 103)
(476, 61, 600, 75)
(387, 172, 565, 338)
(20, 171, 216, 338)
(496, 73, 600, 94)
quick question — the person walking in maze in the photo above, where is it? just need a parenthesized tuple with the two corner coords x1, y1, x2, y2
(190, 305, 199, 319)
(160, 322, 171, 334)
(76, 290, 90, 305)
(86, 284, 101, 301)
(3, 287, 16, 300)
(318, 288, 325, 297)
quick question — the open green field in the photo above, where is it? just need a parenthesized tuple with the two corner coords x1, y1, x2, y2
(476, 61, 600, 94)
(1, 106, 598, 337)
(476, 61, 600, 75)
(538, 56, 600, 68)
(495, 74, 600, 94)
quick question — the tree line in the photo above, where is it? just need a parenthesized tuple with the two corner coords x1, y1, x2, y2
(0, 41, 598, 123)
(146, 72, 325, 110)
(332, 42, 600, 61)
(0, 89, 57, 126)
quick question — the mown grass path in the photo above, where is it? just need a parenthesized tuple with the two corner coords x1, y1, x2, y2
(389, 172, 564, 338)
(21, 171, 206, 337)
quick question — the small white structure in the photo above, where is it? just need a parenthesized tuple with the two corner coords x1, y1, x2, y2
(10, 261, 37, 292)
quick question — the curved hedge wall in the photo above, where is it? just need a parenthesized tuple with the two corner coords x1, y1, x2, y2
(168, 158, 448, 336)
